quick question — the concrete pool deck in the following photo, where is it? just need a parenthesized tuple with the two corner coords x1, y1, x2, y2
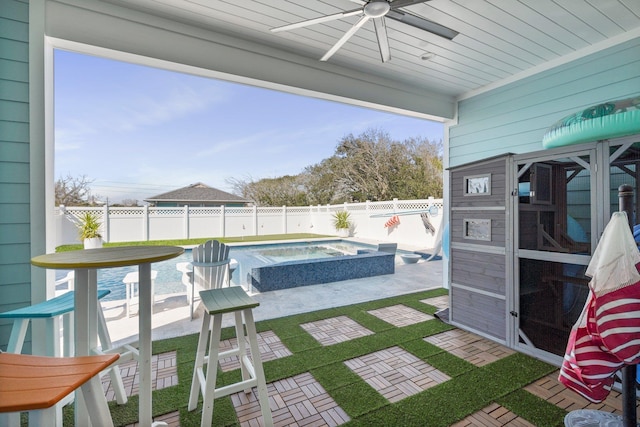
(104, 252, 444, 349)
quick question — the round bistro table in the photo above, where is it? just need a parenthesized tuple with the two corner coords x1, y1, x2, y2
(32, 246, 184, 427)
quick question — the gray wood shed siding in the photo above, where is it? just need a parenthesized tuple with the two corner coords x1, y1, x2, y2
(450, 211, 506, 247)
(0, 0, 31, 351)
(449, 156, 508, 341)
(450, 250, 505, 296)
(450, 286, 507, 341)
(450, 159, 507, 209)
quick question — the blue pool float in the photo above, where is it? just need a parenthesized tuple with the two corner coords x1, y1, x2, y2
(542, 97, 640, 149)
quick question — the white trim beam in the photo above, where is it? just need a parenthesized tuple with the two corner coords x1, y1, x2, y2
(45, 0, 454, 120)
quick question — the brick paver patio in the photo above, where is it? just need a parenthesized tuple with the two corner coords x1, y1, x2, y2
(525, 371, 639, 417)
(451, 403, 536, 427)
(300, 315, 374, 346)
(344, 345, 450, 403)
(424, 329, 516, 367)
(231, 372, 350, 427)
(102, 350, 178, 401)
(420, 295, 449, 310)
(367, 304, 434, 327)
(218, 330, 293, 371)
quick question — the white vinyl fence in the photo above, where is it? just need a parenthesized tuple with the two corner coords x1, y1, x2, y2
(56, 198, 443, 250)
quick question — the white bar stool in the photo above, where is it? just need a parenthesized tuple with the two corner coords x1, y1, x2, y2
(188, 286, 273, 427)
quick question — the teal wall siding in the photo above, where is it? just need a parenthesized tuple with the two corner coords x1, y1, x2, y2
(0, 0, 31, 351)
(449, 37, 640, 167)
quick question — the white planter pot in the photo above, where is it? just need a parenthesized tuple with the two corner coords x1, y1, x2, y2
(337, 228, 350, 238)
(84, 238, 103, 249)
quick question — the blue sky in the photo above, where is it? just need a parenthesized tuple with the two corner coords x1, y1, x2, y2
(54, 50, 444, 204)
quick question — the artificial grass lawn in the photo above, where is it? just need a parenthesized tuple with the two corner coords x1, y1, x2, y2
(101, 288, 563, 427)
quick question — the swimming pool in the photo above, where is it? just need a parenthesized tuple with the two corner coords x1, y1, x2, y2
(55, 240, 383, 301)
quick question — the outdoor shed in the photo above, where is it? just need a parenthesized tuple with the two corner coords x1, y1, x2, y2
(449, 132, 640, 365)
(448, 155, 511, 344)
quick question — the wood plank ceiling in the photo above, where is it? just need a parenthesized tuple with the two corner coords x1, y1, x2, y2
(103, 0, 640, 99)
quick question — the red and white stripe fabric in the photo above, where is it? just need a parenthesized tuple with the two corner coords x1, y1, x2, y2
(558, 212, 640, 403)
(590, 281, 640, 364)
(384, 215, 400, 228)
(559, 292, 624, 403)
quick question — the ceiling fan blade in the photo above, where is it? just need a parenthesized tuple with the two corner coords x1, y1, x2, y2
(373, 17, 391, 62)
(388, 0, 431, 10)
(321, 15, 371, 61)
(386, 9, 458, 40)
(271, 9, 362, 33)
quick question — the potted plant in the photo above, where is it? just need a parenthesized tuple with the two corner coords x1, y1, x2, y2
(332, 210, 352, 237)
(78, 212, 103, 249)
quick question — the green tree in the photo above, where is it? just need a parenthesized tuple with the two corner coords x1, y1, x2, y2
(228, 175, 310, 206)
(228, 128, 443, 206)
(329, 129, 443, 201)
(302, 158, 345, 205)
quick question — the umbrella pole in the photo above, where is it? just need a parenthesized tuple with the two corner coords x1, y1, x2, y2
(621, 365, 637, 426)
(618, 184, 637, 427)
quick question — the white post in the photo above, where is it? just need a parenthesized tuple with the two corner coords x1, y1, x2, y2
(184, 205, 189, 239)
(365, 200, 371, 238)
(253, 205, 258, 236)
(443, 121, 451, 290)
(282, 205, 287, 234)
(143, 205, 149, 241)
(221, 205, 226, 237)
(326, 204, 331, 234)
(102, 204, 109, 243)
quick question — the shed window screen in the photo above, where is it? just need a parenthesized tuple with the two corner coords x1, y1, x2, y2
(463, 219, 491, 241)
(464, 174, 491, 196)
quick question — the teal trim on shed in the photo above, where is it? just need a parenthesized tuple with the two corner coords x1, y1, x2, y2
(449, 38, 640, 168)
(0, 0, 31, 352)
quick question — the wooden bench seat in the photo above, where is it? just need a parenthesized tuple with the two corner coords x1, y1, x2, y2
(0, 352, 119, 426)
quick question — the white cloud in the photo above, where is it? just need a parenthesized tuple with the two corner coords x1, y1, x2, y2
(55, 79, 229, 149)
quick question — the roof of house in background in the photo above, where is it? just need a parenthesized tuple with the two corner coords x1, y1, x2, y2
(144, 182, 251, 204)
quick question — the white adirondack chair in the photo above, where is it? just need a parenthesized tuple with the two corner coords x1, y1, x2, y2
(177, 240, 232, 319)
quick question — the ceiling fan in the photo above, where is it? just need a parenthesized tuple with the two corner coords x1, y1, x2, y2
(270, 0, 458, 63)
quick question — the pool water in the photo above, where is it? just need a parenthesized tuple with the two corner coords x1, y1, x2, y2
(55, 240, 378, 301)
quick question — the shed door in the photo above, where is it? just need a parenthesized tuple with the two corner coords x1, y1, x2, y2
(514, 151, 595, 359)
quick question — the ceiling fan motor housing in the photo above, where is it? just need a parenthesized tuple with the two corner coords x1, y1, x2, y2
(364, 0, 391, 18)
